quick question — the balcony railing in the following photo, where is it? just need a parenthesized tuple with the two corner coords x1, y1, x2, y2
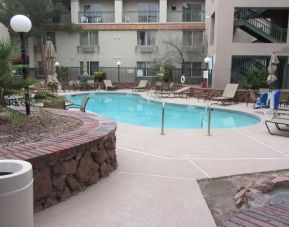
(77, 46, 100, 53)
(135, 45, 158, 53)
(78, 11, 115, 23)
(123, 11, 159, 23)
(167, 10, 205, 22)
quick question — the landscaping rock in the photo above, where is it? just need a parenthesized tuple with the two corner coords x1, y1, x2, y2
(52, 174, 66, 191)
(271, 176, 289, 188)
(76, 151, 99, 183)
(66, 175, 82, 192)
(52, 159, 78, 175)
(34, 166, 52, 200)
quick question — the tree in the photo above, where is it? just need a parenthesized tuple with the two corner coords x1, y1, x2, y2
(0, 39, 35, 106)
(0, 0, 74, 77)
(157, 32, 205, 77)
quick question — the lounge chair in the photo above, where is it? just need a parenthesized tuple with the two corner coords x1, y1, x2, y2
(160, 86, 192, 98)
(133, 80, 149, 91)
(66, 96, 89, 112)
(265, 117, 289, 136)
(211, 83, 239, 105)
(103, 80, 118, 90)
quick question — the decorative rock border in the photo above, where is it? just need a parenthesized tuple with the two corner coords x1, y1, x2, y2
(0, 109, 117, 212)
(235, 175, 289, 209)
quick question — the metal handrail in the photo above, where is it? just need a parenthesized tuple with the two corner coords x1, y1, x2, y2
(122, 11, 159, 23)
(78, 11, 115, 23)
(167, 10, 205, 22)
(235, 9, 287, 42)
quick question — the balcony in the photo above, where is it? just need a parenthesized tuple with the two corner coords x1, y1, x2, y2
(135, 46, 158, 53)
(78, 11, 115, 23)
(167, 10, 204, 22)
(77, 46, 99, 53)
(123, 11, 159, 23)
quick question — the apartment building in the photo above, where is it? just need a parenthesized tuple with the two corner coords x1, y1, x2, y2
(29, 0, 206, 82)
(206, 0, 289, 89)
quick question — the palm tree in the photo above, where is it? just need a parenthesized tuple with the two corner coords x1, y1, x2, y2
(0, 39, 35, 106)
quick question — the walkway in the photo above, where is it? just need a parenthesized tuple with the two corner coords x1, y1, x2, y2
(34, 92, 289, 227)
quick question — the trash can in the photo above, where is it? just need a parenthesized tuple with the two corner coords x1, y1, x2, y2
(0, 160, 33, 227)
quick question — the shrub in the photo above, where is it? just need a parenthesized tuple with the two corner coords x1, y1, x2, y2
(94, 71, 106, 82)
(241, 67, 268, 90)
(58, 66, 69, 82)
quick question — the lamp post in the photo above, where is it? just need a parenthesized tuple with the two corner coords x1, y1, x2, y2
(115, 56, 121, 83)
(204, 57, 211, 88)
(55, 61, 59, 73)
(10, 15, 32, 115)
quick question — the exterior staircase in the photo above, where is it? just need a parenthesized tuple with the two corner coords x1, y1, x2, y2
(234, 9, 287, 43)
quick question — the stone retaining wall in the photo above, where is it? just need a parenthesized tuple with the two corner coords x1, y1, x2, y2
(0, 109, 117, 212)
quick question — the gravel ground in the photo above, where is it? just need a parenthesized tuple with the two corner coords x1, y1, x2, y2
(0, 108, 82, 147)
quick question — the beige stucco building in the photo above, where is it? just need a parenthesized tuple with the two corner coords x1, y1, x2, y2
(206, 0, 289, 89)
(29, 0, 206, 82)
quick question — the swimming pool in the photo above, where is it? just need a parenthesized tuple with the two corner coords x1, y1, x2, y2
(66, 93, 260, 129)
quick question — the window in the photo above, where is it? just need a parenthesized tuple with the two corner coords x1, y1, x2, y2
(84, 4, 102, 22)
(80, 31, 98, 46)
(183, 31, 192, 46)
(80, 61, 99, 76)
(137, 62, 155, 77)
(183, 62, 202, 77)
(137, 31, 156, 46)
(138, 3, 158, 22)
(182, 3, 202, 22)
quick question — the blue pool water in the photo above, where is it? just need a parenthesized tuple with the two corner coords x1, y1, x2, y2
(66, 93, 260, 129)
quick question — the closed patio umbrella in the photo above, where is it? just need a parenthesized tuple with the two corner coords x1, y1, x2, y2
(266, 53, 279, 112)
(45, 39, 60, 90)
(266, 52, 279, 86)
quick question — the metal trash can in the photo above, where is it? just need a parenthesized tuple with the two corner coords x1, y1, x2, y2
(0, 160, 33, 227)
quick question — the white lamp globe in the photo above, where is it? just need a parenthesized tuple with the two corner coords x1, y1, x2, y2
(116, 61, 121, 66)
(10, 15, 32, 33)
(55, 61, 60, 67)
(204, 57, 210, 63)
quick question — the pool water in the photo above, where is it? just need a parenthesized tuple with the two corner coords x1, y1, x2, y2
(66, 93, 260, 129)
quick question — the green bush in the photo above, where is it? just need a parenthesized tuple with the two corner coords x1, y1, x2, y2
(94, 71, 106, 82)
(34, 91, 64, 103)
(241, 67, 268, 90)
(155, 63, 175, 82)
(58, 66, 69, 81)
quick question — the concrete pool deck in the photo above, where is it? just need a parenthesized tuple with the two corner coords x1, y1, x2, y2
(35, 90, 289, 227)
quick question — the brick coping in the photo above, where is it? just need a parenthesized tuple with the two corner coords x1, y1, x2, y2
(0, 109, 117, 164)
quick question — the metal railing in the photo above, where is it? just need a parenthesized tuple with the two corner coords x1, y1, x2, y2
(122, 11, 159, 23)
(231, 56, 288, 88)
(78, 11, 115, 23)
(234, 9, 287, 42)
(135, 45, 158, 53)
(167, 10, 205, 22)
(77, 46, 100, 53)
(24, 66, 206, 84)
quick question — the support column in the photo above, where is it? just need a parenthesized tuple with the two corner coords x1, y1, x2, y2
(159, 0, 167, 23)
(115, 0, 123, 23)
(71, 0, 80, 24)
